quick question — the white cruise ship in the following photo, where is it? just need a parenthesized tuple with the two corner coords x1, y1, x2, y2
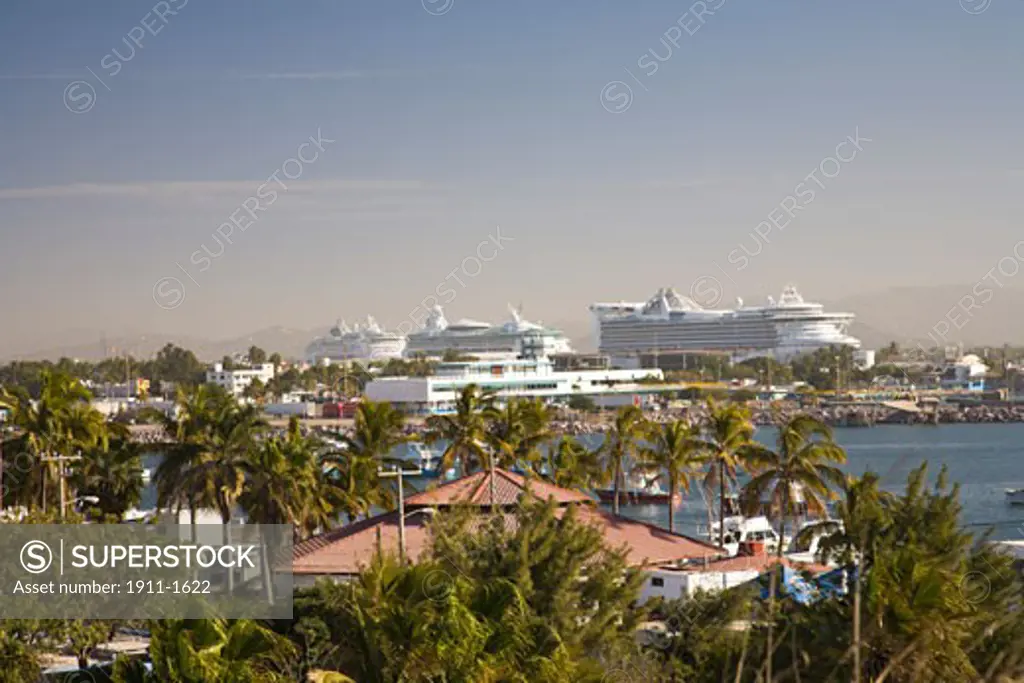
(591, 285, 860, 362)
(404, 305, 574, 360)
(305, 317, 406, 363)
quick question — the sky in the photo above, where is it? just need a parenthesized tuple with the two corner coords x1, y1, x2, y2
(2, 0, 1024, 355)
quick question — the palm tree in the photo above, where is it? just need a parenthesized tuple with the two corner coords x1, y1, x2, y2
(694, 400, 757, 547)
(340, 400, 408, 460)
(70, 424, 144, 520)
(637, 419, 707, 533)
(483, 398, 553, 472)
(150, 385, 225, 541)
(424, 384, 494, 476)
(112, 618, 299, 683)
(0, 370, 103, 511)
(193, 399, 267, 592)
(544, 435, 603, 491)
(240, 417, 325, 601)
(321, 401, 409, 522)
(740, 412, 846, 683)
(241, 417, 323, 533)
(600, 405, 648, 516)
(741, 414, 847, 558)
(811, 471, 894, 683)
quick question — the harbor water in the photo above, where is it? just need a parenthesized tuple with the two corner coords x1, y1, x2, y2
(612, 423, 1024, 542)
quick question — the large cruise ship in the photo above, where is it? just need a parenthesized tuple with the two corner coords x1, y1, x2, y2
(405, 305, 574, 360)
(305, 317, 406, 363)
(590, 285, 860, 362)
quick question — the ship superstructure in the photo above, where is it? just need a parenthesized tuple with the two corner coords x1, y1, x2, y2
(305, 316, 406, 363)
(590, 285, 859, 362)
(404, 305, 573, 360)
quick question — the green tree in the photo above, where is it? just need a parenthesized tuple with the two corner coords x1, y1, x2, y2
(693, 399, 757, 546)
(0, 370, 107, 511)
(241, 417, 325, 537)
(544, 436, 604, 491)
(638, 419, 706, 533)
(293, 497, 642, 682)
(742, 414, 847, 559)
(242, 378, 267, 404)
(566, 394, 596, 412)
(805, 471, 894, 682)
(600, 405, 648, 516)
(424, 384, 494, 475)
(483, 397, 553, 472)
(70, 424, 145, 520)
(0, 629, 39, 682)
(740, 413, 846, 683)
(113, 619, 297, 683)
(321, 401, 409, 522)
(150, 384, 230, 541)
(192, 401, 267, 592)
(150, 343, 205, 386)
(249, 345, 268, 366)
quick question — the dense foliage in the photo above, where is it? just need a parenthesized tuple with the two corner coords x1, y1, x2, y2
(2, 372, 1024, 682)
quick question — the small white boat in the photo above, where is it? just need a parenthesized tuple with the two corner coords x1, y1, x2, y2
(700, 515, 787, 557)
(1005, 489, 1024, 506)
(787, 519, 844, 565)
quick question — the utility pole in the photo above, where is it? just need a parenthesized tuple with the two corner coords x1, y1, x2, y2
(40, 453, 83, 519)
(379, 465, 422, 564)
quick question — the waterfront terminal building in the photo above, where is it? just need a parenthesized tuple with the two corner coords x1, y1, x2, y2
(364, 357, 663, 415)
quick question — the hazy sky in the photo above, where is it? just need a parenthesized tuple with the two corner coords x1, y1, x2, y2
(2, 0, 1024, 355)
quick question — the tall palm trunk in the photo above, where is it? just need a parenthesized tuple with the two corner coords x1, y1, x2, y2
(612, 456, 621, 516)
(853, 541, 862, 683)
(189, 499, 198, 544)
(667, 472, 676, 533)
(718, 462, 726, 547)
(489, 454, 497, 512)
(222, 507, 234, 594)
(259, 535, 275, 605)
(766, 487, 790, 683)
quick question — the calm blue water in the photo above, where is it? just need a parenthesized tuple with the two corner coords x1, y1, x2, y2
(613, 424, 1024, 541)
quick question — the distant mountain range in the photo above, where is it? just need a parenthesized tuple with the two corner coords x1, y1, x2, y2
(5, 285, 1023, 362)
(825, 285, 1024, 351)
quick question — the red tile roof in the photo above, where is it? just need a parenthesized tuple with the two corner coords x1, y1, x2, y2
(293, 468, 724, 576)
(403, 468, 593, 507)
(293, 507, 723, 576)
(293, 510, 435, 575)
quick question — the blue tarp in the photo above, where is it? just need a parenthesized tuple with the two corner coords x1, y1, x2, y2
(756, 565, 849, 605)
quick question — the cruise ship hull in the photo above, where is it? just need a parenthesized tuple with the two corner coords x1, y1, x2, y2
(592, 286, 860, 362)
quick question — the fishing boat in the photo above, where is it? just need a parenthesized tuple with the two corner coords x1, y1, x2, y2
(700, 515, 787, 557)
(595, 473, 680, 505)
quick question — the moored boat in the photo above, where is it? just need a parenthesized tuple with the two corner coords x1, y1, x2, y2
(595, 473, 680, 505)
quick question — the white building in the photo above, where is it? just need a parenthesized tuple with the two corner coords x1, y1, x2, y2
(206, 362, 276, 396)
(365, 357, 664, 415)
(640, 551, 831, 602)
(940, 354, 988, 392)
(853, 349, 875, 370)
